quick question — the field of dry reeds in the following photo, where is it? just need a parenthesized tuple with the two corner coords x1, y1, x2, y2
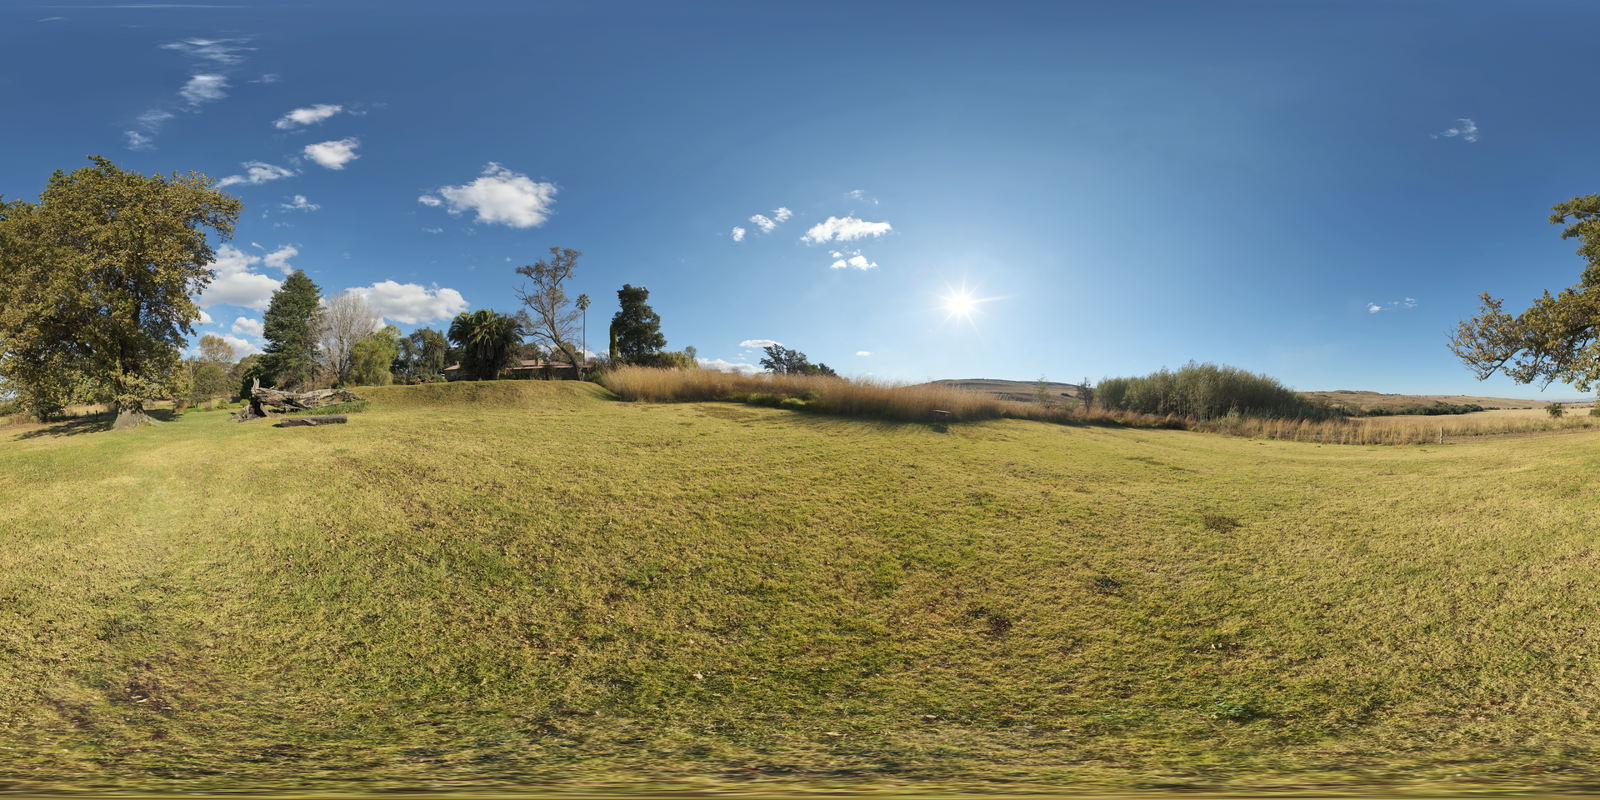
(604, 366, 1600, 444)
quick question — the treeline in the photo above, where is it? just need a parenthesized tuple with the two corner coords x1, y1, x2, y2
(1095, 361, 1337, 420)
(1352, 403, 1484, 417)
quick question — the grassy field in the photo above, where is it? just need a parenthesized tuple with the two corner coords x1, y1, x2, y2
(4, 380, 1600, 794)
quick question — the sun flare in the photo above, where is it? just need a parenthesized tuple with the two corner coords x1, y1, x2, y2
(936, 281, 996, 330)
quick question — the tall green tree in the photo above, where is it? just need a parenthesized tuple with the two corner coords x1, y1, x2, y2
(611, 284, 665, 365)
(258, 269, 322, 391)
(348, 324, 402, 386)
(405, 327, 448, 382)
(0, 156, 242, 429)
(1451, 194, 1600, 391)
(758, 344, 836, 377)
(448, 309, 524, 380)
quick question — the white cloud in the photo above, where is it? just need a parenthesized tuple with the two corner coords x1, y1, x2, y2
(179, 74, 230, 106)
(124, 131, 154, 151)
(252, 73, 280, 84)
(137, 109, 174, 129)
(232, 316, 264, 338)
(217, 161, 297, 188)
(801, 215, 892, 244)
(222, 334, 260, 356)
(421, 163, 558, 228)
(261, 245, 298, 273)
(698, 358, 761, 376)
(304, 137, 361, 170)
(422, 227, 443, 234)
(344, 281, 468, 325)
(161, 38, 253, 65)
(749, 214, 776, 234)
(1367, 298, 1418, 313)
(197, 244, 282, 310)
(773, 207, 792, 222)
(1431, 118, 1479, 143)
(197, 310, 212, 324)
(280, 195, 319, 212)
(739, 339, 781, 349)
(274, 104, 343, 129)
(828, 248, 878, 270)
(846, 189, 878, 204)
(857, 351, 871, 356)
(731, 226, 746, 241)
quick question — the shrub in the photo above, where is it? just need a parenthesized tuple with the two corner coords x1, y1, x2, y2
(1548, 402, 1566, 419)
(1097, 360, 1329, 420)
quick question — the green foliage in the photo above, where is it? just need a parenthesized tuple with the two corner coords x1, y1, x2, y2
(1079, 377, 1096, 413)
(1450, 194, 1600, 392)
(1033, 375, 1052, 406)
(348, 324, 402, 387)
(611, 284, 666, 364)
(259, 270, 323, 391)
(514, 247, 584, 373)
(1097, 360, 1329, 420)
(196, 334, 235, 366)
(1547, 402, 1566, 419)
(1356, 402, 1484, 417)
(448, 309, 524, 380)
(397, 327, 447, 383)
(0, 156, 241, 425)
(191, 361, 230, 403)
(758, 344, 837, 377)
(636, 350, 698, 369)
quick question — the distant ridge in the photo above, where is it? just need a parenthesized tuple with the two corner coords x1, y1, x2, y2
(928, 379, 1584, 411)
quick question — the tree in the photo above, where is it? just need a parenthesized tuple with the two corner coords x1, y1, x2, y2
(348, 324, 401, 386)
(515, 247, 584, 378)
(1547, 402, 1567, 419)
(576, 292, 591, 370)
(1079, 376, 1096, 413)
(759, 344, 837, 377)
(231, 352, 264, 398)
(1034, 375, 1052, 406)
(448, 309, 524, 380)
(0, 156, 241, 429)
(319, 290, 380, 385)
(612, 284, 666, 365)
(259, 269, 323, 392)
(1451, 194, 1600, 392)
(197, 334, 235, 366)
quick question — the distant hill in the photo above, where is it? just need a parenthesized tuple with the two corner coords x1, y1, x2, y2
(928, 379, 1579, 412)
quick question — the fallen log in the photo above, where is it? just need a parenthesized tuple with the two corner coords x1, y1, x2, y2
(276, 415, 347, 427)
(231, 380, 365, 422)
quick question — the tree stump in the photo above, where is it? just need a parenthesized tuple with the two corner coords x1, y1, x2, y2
(276, 415, 347, 427)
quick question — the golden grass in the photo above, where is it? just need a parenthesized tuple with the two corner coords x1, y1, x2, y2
(603, 365, 1005, 421)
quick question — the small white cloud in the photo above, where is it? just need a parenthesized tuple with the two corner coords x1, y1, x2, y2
(801, 215, 892, 244)
(845, 189, 878, 204)
(161, 38, 253, 66)
(39, 16, 64, 21)
(1367, 304, 1382, 313)
(124, 131, 155, 151)
(261, 245, 298, 273)
(857, 351, 871, 356)
(197, 244, 281, 310)
(280, 195, 319, 212)
(137, 109, 174, 130)
(345, 280, 469, 324)
(846, 255, 877, 269)
(423, 162, 558, 228)
(422, 227, 443, 234)
(232, 316, 264, 338)
(274, 104, 343, 129)
(828, 248, 877, 270)
(749, 214, 776, 234)
(304, 137, 360, 169)
(217, 161, 298, 188)
(773, 207, 792, 222)
(698, 358, 761, 376)
(731, 226, 746, 241)
(221, 334, 260, 356)
(179, 74, 230, 106)
(1368, 298, 1419, 313)
(739, 339, 781, 349)
(252, 73, 280, 84)
(829, 250, 842, 258)
(197, 310, 213, 324)
(1404, 297, 1418, 308)
(1431, 118, 1479, 143)
(831, 258, 847, 269)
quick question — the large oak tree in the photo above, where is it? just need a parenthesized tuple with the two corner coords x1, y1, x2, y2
(0, 156, 241, 429)
(1450, 195, 1600, 392)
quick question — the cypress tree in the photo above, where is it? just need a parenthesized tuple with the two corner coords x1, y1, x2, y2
(259, 269, 322, 390)
(611, 284, 665, 365)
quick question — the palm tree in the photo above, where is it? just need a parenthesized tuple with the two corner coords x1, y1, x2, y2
(448, 309, 524, 380)
(575, 293, 590, 373)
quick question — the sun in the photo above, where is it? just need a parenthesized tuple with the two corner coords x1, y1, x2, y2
(936, 280, 995, 330)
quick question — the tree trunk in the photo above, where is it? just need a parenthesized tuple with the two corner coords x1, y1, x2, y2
(112, 400, 158, 431)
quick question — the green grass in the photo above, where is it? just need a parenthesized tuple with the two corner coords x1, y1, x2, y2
(3, 380, 1600, 794)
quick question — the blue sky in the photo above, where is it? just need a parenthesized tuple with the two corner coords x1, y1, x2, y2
(5, 1, 1599, 398)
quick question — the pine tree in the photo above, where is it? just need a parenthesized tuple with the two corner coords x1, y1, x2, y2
(259, 270, 323, 391)
(611, 284, 665, 365)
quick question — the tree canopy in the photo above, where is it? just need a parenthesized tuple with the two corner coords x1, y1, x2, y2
(759, 344, 837, 377)
(259, 269, 323, 391)
(0, 156, 241, 428)
(448, 309, 524, 380)
(515, 247, 584, 374)
(611, 284, 665, 365)
(1450, 194, 1600, 392)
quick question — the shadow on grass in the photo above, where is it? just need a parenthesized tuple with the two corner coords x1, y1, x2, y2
(12, 408, 182, 440)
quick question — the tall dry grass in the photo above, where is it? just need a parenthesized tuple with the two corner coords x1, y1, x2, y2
(1194, 411, 1600, 444)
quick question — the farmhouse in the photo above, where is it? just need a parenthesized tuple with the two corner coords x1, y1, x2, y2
(442, 358, 592, 380)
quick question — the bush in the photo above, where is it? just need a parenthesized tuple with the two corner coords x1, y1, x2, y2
(1097, 360, 1330, 420)
(1548, 402, 1566, 419)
